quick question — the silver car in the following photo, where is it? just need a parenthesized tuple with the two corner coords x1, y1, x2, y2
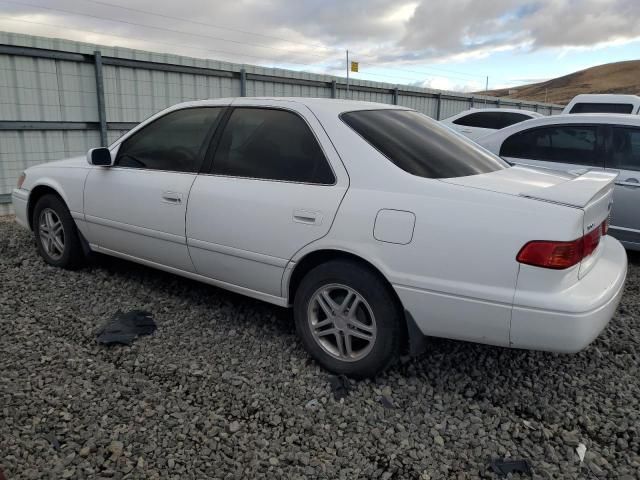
(478, 114, 640, 250)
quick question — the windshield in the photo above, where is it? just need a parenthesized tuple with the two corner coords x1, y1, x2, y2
(341, 109, 509, 179)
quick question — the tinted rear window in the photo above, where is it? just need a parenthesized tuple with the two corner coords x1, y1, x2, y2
(569, 102, 634, 114)
(452, 111, 532, 129)
(342, 110, 508, 179)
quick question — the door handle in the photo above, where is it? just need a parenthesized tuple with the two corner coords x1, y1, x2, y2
(293, 209, 323, 225)
(161, 191, 183, 204)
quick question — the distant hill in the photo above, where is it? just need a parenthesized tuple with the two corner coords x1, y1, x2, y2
(481, 60, 640, 105)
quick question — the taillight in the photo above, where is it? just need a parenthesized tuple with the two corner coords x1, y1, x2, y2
(16, 172, 26, 189)
(517, 220, 607, 269)
(602, 217, 609, 236)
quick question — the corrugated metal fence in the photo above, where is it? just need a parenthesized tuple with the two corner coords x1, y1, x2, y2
(0, 32, 564, 209)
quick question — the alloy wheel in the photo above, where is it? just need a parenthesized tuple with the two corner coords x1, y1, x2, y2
(307, 283, 377, 362)
(39, 208, 65, 260)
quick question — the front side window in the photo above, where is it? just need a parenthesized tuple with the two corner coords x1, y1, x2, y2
(452, 111, 532, 129)
(116, 107, 223, 173)
(500, 125, 603, 166)
(610, 126, 640, 172)
(211, 108, 335, 184)
(341, 109, 508, 179)
(569, 102, 634, 114)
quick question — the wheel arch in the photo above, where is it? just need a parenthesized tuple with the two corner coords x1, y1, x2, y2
(27, 183, 69, 230)
(285, 248, 417, 354)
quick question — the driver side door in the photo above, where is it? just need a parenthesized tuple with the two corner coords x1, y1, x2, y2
(83, 106, 225, 272)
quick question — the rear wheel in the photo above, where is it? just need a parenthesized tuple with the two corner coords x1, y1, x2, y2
(294, 260, 402, 378)
(32, 194, 84, 269)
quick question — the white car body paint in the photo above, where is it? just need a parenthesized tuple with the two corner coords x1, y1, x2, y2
(562, 94, 640, 114)
(13, 98, 627, 354)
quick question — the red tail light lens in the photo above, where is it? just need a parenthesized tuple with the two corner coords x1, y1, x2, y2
(517, 239, 584, 269)
(517, 220, 607, 269)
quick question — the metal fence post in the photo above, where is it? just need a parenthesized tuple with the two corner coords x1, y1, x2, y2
(331, 80, 337, 99)
(470, 96, 474, 109)
(393, 87, 399, 105)
(93, 50, 108, 146)
(435, 93, 442, 120)
(240, 68, 247, 97)
(496, 98, 501, 109)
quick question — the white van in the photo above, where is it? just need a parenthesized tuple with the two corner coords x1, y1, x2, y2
(562, 94, 640, 115)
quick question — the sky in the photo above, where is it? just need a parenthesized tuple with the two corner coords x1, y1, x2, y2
(1, 0, 640, 92)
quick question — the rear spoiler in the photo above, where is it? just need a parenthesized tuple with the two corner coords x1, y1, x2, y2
(519, 170, 618, 208)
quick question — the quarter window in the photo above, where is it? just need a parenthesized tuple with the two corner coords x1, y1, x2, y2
(500, 125, 603, 166)
(115, 107, 223, 173)
(211, 108, 335, 184)
(610, 127, 640, 172)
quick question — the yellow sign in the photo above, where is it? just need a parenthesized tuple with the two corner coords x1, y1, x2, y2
(350, 61, 359, 73)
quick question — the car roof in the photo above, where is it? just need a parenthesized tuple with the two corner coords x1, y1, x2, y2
(568, 93, 640, 103)
(169, 97, 407, 116)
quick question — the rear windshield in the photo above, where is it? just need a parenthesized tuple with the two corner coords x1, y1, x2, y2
(341, 109, 508, 179)
(452, 111, 532, 129)
(569, 102, 634, 114)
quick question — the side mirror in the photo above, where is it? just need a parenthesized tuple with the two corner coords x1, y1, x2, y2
(87, 147, 113, 166)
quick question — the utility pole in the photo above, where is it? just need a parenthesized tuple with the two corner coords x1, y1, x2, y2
(346, 49, 350, 98)
(484, 75, 488, 106)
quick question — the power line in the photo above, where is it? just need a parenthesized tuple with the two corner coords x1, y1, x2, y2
(2, 0, 336, 61)
(0, 0, 499, 87)
(0, 15, 332, 70)
(80, 0, 334, 53)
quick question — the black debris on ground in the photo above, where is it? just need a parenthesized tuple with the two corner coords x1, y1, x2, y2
(96, 309, 156, 345)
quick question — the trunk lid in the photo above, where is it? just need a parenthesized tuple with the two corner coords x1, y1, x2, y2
(442, 166, 617, 275)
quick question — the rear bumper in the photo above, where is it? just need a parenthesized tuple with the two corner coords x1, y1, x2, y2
(12, 188, 29, 229)
(510, 236, 627, 352)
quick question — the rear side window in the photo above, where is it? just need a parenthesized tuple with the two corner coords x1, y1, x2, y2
(569, 103, 634, 114)
(116, 107, 222, 173)
(500, 125, 603, 166)
(211, 108, 335, 184)
(452, 111, 532, 129)
(610, 126, 640, 172)
(341, 109, 508, 178)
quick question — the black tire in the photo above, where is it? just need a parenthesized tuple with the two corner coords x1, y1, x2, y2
(294, 259, 402, 378)
(32, 194, 84, 269)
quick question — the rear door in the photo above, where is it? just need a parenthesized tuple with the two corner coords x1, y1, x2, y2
(605, 126, 640, 246)
(499, 124, 606, 173)
(84, 106, 225, 271)
(186, 100, 348, 299)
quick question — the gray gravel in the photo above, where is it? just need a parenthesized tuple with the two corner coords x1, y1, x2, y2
(1, 216, 639, 479)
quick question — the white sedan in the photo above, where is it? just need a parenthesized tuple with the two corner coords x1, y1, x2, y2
(440, 108, 543, 140)
(12, 98, 627, 378)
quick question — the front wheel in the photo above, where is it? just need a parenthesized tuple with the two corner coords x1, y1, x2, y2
(32, 194, 84, 269)
(294, 260, 402, 378)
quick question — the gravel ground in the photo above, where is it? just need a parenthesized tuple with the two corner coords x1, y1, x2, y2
(1, 216, 639, 480)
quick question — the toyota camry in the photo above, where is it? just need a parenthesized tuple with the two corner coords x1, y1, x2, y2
(12, 98, 628, 378)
